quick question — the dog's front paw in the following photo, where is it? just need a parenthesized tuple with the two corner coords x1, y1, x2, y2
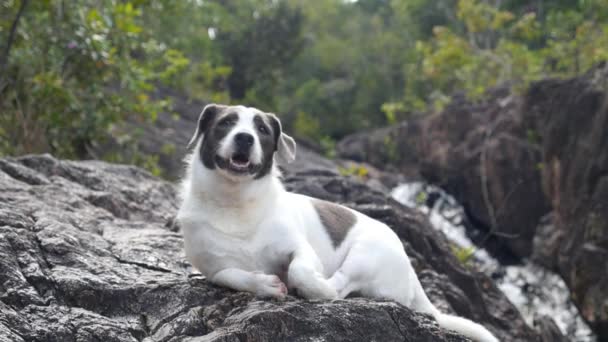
(254, 274, 288, 299)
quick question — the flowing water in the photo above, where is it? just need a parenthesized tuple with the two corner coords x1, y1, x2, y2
(391, 182, 596, 342)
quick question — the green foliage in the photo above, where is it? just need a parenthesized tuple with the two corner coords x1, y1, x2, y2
(277, 0, 408, 137)
(398, 0, 608, 112)
(381, 102, 405, 125)
(526, 129, 540, 145)
(383, 135, 399, 163)
(320, 136, 337, 159)
(415, 191, 428, 205)
(338, 165, 369, 179)
(451, 245, 476, 266)
(0, 0, 172, 161)
(535, 162, 545, 171)
(1, 0, 606, 171)
(293, 111, 321, 140)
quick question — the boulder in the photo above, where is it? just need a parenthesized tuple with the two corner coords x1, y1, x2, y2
(0, 154, 544, 341)
(524, 63, 608, 340)
(337, 89, 551, 259)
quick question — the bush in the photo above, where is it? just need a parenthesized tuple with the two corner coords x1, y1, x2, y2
(398, 0, 608, 112)
(0, 0, 175, 161)
(2, 0, 606, 167)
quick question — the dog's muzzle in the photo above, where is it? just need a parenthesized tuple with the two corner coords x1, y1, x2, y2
(215, 132, 257, 175)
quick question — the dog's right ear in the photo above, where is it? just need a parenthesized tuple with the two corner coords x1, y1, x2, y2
(267, 113, 296, 164)
(187, 104, 222, 149)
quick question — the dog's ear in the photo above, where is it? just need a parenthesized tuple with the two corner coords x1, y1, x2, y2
(188, 104, 222, 149)
(267, 114, 296, 164)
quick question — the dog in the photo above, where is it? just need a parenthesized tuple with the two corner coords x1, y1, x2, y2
(177, 104, 499, 342)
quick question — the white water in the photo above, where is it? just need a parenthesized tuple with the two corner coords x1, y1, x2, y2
(391, 182, 596, 342)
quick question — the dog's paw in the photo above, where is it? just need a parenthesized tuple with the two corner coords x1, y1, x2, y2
(292, 276, 338, 300)
(255, 274, 288, 299)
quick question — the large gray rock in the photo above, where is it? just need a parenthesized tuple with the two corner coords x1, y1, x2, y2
(0, 154, 542, 341)
(524, 63, 608, 339)
(337, 89, 550, 260)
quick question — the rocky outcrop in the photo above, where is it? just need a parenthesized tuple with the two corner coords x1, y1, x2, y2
(338, 88, 550, 260)
(524, 63, 608, 339)
(0, 154, 548, 341)
(337, 63, 608, 340)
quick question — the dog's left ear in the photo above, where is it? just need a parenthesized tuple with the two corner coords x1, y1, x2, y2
(267, 114, 296, 164)
(187, 104, 223, 149)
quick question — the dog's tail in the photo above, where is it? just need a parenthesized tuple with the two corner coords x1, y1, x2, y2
(435, 312, 499, 342)
(410, 279, 499, 342)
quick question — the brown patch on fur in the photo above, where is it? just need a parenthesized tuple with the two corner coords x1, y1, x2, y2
(312, 199, 356, 248)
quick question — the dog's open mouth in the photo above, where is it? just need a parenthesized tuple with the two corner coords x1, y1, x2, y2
(215, 153, 257, 175)
(228, 153, 250, 172)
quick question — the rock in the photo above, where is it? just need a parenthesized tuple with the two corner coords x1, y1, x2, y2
(531, 213, 561, 270)
(337, 88, 551, 260)
(281, 139, 340, 175)
(523, 63, 608, 340)
(337, 122, 424, 181)
(199, 299, 468, 342)
(0, 154, 543, 341)
(534, 316, 570, 342)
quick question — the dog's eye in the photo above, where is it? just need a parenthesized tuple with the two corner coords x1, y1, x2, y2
(257, 125, 269, 135)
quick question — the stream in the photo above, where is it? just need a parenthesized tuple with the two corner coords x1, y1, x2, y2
(391, 182, 596, 342)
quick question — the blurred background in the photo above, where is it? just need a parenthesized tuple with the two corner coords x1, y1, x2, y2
(1, 0, 607, 176)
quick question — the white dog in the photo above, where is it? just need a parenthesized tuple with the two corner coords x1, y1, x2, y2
(177, 104, 499, 342)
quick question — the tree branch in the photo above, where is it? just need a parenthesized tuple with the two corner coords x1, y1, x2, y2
(0, 0, 29, 88)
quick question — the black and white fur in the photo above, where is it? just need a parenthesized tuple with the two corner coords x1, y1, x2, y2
(177, 104, 499, 342)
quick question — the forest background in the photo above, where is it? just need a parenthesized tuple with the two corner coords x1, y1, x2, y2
(1, 0, 607, 174)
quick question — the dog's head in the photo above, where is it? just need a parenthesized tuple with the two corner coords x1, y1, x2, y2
(187, 104, 296, 181)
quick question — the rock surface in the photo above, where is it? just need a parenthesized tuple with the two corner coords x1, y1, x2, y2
(338, 88, 550, 260)
(524, 63, 608, 339)
(0, 154, 545, 341)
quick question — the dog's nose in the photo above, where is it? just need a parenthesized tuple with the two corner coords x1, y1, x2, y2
(234, 133, 254, 148)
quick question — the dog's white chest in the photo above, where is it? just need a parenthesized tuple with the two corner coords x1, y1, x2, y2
(183, 217, 243, 258)
(181, 213, 289, 276)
